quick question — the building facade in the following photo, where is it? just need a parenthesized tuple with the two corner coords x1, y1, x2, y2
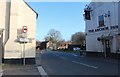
(0, 0, 38, 64)
(84, 2, 120, 58)
(58, 42, 72, 50)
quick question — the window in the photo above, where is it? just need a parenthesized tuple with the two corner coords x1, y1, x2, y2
(98, 15, 105, 27)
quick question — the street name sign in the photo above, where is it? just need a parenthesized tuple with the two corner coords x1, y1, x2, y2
(18, 38, 29, 43)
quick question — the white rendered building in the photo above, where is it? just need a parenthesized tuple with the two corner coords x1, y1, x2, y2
(0, 0, 38, 64)
(84, 2, 120, 58)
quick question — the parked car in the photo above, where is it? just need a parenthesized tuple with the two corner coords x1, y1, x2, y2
(73, 47, 80, 51)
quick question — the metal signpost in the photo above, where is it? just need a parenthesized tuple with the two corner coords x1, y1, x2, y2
(23, 41, 25, 66)
(22, 26, 28, 66)
(17, 26, 34, 65)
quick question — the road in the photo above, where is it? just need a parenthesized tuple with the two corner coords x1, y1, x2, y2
(38, 50, 119, 75)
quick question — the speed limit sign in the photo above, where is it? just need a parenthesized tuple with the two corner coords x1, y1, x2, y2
(22, 26, 28, 33)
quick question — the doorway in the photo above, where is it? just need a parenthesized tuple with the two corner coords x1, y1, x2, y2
(104, 40, 111, 57)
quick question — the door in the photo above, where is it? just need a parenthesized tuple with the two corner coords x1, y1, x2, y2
(105, 40, 111, 57)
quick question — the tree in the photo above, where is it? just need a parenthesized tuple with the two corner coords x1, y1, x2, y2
(44, 29, 64, 49)
(71, 32, 85, 47)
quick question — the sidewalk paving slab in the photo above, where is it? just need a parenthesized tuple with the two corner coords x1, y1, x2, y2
(2, 64, 41, 77)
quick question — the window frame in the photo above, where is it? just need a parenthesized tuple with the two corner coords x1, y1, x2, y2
(98, 15, 105, 27)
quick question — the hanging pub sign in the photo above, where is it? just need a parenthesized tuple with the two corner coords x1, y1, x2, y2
(84, 10, 91, 20)
(84, 5, 92, 20)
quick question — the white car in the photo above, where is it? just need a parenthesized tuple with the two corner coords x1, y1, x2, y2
(73, 47, 80, 51)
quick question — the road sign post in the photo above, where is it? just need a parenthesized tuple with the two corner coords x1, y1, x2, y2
(22, 26, 28, 66)
(19, 38, 29, 66)
(23, 41, 25, 66)
(16, 26, 30, 65)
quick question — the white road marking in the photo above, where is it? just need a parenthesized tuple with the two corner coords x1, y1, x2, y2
(72, 61, 98, 69)
(60, 57, 67, 60)
(79, 55, 85, 57)
(37, 66, 48, 76)
(52, 53, 59, 57)
(71, 53, 78, 57)
(51, 52, 68, 60)
(55, 54, 59, 56)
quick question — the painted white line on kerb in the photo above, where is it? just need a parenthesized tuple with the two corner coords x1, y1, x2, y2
(72, 61, 98, 69)
(37, 66, 48, 76)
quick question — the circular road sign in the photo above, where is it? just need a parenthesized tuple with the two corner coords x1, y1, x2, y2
(22, 26, 28, 33)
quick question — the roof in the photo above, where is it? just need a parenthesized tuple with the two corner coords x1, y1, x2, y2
(23, 0, 38, 19)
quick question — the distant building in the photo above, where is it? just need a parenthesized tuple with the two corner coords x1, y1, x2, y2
(36, 40, 41, 50)
(36, 41, 50, 50)
(58, 42, 72, 50)
(36, 41, 41, 47)
(84, 2, 120, 58)
(40, 41, 48, 50)
(0, 0, 38, 64)
(37, 41, 58, 50)
(46, 41, 53, 50)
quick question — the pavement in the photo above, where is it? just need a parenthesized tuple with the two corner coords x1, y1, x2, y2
(1, 51, 42, 77)
(2, 64, 40, 75)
